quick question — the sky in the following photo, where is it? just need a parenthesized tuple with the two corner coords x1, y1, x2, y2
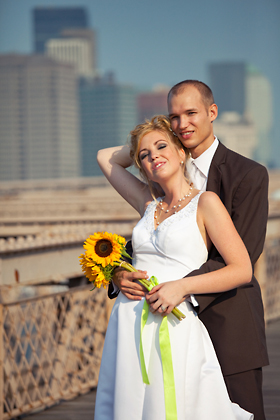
(0, 0, 280, 165)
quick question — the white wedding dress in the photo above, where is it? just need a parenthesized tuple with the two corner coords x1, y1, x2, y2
(94, 192, 253, 420)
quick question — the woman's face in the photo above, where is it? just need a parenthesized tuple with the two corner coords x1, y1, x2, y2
(138, 130, 184, 183)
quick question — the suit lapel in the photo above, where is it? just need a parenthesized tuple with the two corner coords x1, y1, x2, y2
(206, 142, 227, 197)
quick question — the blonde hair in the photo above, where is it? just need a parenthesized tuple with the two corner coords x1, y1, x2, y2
(129, 115, 190, 198)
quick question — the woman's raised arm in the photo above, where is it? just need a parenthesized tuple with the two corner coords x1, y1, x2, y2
(97, 145, 152, 216)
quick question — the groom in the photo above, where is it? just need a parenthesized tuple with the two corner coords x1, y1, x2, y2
(109, 80, 269, 420)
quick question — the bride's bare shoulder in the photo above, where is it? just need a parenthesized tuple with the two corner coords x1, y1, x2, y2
(198, 191, 221, 206)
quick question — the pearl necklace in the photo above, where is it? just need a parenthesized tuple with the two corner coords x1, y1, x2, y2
(154, 186, 193, 226)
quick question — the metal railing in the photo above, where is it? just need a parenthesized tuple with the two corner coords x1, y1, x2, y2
(257, 224, 280, 322)
(1, 215, 280, 419)
(0, 286, 108, 419)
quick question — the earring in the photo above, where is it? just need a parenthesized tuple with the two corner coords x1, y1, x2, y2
(181, 161, 184, 165)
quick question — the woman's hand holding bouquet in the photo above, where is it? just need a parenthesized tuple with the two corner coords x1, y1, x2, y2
(79, 231, 185, 321)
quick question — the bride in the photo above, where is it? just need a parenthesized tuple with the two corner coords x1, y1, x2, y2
(94, 115, 254, 420)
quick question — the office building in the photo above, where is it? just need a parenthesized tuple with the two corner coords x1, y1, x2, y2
(213, 112, 257, 159)
(208, 61, 273, 165)
(209, 62, 246, 115)
(246, 66, 273, 164)
(33, 7, 88, 53)
(137, 85, 169, 123)
(0, 54, 80, 181)
(61, 28, 97, 76)
(46, 31, 96, 78)
(79, 76, 137, 176)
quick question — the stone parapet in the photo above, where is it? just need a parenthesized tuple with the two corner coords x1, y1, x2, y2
(0, 220, 138, 254)
(0, 220, 138, 290)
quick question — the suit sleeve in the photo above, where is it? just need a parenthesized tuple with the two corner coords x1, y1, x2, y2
(190, 164, 269, 314)
(108, 240, 133, 299)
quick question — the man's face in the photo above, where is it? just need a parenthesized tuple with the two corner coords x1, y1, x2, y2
(168, 85, 217, 158)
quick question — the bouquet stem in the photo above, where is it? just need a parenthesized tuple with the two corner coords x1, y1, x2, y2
(114, 261, 186, 321)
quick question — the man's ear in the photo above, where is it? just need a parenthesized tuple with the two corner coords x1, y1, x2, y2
(210, 104, 218, 123)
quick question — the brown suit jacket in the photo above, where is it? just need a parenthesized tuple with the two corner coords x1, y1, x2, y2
(191, 142, 269, 376)
(109, 142, 269, 376)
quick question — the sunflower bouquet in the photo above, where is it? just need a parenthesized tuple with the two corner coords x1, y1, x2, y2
(79, 231, 185, 321)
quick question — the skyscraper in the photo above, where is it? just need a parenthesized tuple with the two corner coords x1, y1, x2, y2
(33, 7, 88, 53)
(213, 113, 257, 159)
(79, 76, 137, 176)
(246, 65, 273, 165)
(209, 62, 246, 115)
(0, 54, 80, 181)
(34, 8, 97, 79)
(46, 33, 95, 77)
(137, 86, 169, 123)
(208, 61, 273, 166)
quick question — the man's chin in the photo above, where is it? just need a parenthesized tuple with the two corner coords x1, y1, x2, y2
(178, 138, 194, 149)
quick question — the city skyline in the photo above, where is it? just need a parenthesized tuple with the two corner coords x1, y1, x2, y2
(0, 0, 279, 166)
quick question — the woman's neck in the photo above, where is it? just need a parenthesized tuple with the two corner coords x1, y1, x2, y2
(160, 179, 191, 207)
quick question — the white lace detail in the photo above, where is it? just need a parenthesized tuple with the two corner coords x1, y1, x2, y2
(143, 191, 203, 236)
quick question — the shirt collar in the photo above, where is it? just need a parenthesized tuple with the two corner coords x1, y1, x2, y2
(189, 137, 219, 178)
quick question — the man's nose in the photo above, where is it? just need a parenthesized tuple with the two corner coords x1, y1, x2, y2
(179, 116, 189, 129)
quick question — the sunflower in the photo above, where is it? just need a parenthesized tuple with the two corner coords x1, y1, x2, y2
(79, 253, 97, 281)
(113, 233, 126, 245)
(79, 254, 109, 288)
(80, 231, 129, 289)
(83, 231, 123, 267)
(91, 265, 108, 289)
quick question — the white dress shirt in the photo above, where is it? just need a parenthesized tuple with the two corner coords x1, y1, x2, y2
(186, 137, 219, 306)
(186, 137, 219, 191)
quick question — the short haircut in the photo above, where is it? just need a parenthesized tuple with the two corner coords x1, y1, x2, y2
(168, 80, 215, 110)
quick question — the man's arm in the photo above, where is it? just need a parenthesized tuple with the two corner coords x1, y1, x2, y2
(190, 165, 269, 314)
(108, 240, 147, 300)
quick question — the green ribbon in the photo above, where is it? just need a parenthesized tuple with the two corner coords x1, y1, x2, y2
(159, 316, 177, 420)
(139, 277, 178, 420)
(139, 299, 150, 385)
